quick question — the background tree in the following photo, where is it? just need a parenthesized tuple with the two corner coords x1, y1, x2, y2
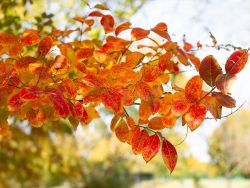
(209, 110, 250, 187)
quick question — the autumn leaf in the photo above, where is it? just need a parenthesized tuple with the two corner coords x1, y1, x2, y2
(131, 28, 150, 41)
(212, 92, 236, 108)
(185, 103, 207, 131)
(115, 22, 131, 35)
(38, 36, 53, 56)
(199, 55, 222, 86)
(185, 75, 203, 102)
(162, 140, 177, 173)
(148, 117, 165, 130)
(202, 96, 222, 120)
(215, 74, 237, 94)
(151, 22, 171, 40)
(100, 15, 115, 33)
(101, 88, 122, 112)
(225, 50, 248, 75)
(131, 128, 149, 155)
(20, 29, 40, 46)
(141, 134, 160, 162)
(171, 99, 190, 117)
(115, 119, 130, 143)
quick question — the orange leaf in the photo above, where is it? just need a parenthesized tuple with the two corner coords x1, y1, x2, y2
(76, 48, 94, 60)
(139, 100, 152, 120)
(63, 79, 77, 97)
(142, 66, 161, 82)
(16, 56, 37, 69)
(215, 74, 237, 95)
(225, 50, 248, 75)
(185, 103, 207, 131)
(148, 117, 165, 130)
(115, 22, 131, 35)
(38, 36, 53, 56)
(151, 22, 170, 40)
(141, 134, 160, 162)
(20, 29, 40, 46)
(183, 41, 192, 51)
(162, 140, 177, 173)
(185, 75, 203, 103)
(199, 55, 222, 86)
(202, 96, 222, 120)
(101, 15, 115, 33)
(171, 99, 190, 116)
(161, 114, 176, 128)
(115, 119, 130, 143)
(187, 53, 200, 70)
(131, 28, 150, 41)
(101, 88, 122, 112)
(131, 127, 148, 155)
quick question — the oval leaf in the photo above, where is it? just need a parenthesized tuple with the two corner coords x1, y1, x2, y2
(162, 140, 177, 173)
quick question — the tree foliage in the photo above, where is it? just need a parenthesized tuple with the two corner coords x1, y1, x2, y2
(0, 3, 249, 173)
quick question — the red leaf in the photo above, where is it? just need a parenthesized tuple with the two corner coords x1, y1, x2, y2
(20, 29, 40, 46)
(183, 41, 192, 51)
(212, 92, 236, 108)
(101, 88, 122, 112)
(115, 22, 131, 35)
(151, 22, 170, 40)
(19, 86, 42, 100)
(131, 128, 149, 155)
(142, 66, 161, 82)
(215, 73, 237, 94)
(16, 56, 37, 69)
(185, 103, 207, 131)
(38, 36, 53, 56)
(88, 11, 103, 17)
(8, 93, 23, 110)
(185, 76, 203, 103)
(225, 50, 248, 75)
(187, 53, 200, 71)
(199, 55, 222, 86)
(48, 90, 70, 117)
(63, 79, 77, 97)
(100, 15, 115, 33)
(171, 99, 190, 116)
(131, 28, 150, 41)
(76, 48, 93, 60)
(162, 140, 177, 173)
(141, 134, 160, 162)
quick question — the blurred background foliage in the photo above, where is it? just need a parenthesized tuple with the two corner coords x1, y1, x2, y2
(1, 0, 250, 188)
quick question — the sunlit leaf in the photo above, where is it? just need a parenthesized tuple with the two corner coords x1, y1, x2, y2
(225, 50, 248, 75)
(162, 140, 177, 173)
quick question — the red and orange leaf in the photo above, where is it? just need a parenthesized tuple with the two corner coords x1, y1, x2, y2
(48, 90, 70, 117)
(101, 88, 122, 112)
(199, 55, 222, 86)
(19, 86, 42, 100)
(115, 119, 130, 143)
(126, 116, 136, 128)
(142, 66, 161, 82)
(158, 93, 172, 115)
(151, 22, 170, 40)
(212, 92, 236, 108)
(63, 79, 77, 98)
(76, 48, 94, 60)
(110, 115, 121, 131)
(162, 139, 177, 173)
(16, 56, 37, 69)
(100, 15, 115, 33)
(187, 53, 200, 70)
(225, 50, 248, 75)
(185, 75, 203, 102)
(8, 93, 23, 111)
(141, 134, 160, 162)
(161, 114, 176, 128)
(88, 11, 103, 17)
(139, 100, 152, 121)
(131, 28, 150, 41)
(38, 36, 53, 56)
(131, 127, 149, 155)
(215, 74, 237, 95)
(115, 22, 131, 35)
(171, 99, 190, 116)
(183, 41, 192, 51)
(202, 96, 222, 120)
(148, 117, 165, 130)
(20, 29, 40, 46)
(185, 103, 207, 131)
